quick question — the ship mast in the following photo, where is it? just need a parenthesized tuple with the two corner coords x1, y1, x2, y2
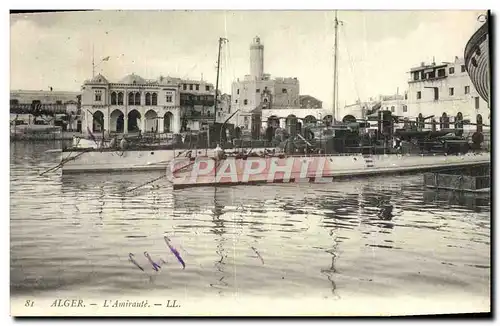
(209, 37, 228, 150)
(333, 11, 340, 122)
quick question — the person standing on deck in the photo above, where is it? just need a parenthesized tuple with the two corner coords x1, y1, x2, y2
(99, 129, 105, 149)
(214, 143, 224, 160)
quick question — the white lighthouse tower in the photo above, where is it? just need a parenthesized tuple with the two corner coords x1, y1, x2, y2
(250, 36, 264, 80)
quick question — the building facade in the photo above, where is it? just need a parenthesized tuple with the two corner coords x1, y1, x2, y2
(406, 57, 489, 131)
(176, 78, 216, 132)
(215, 93, 232, 123)
(81, 74, 215, 136)
(341, 56, 489, 133)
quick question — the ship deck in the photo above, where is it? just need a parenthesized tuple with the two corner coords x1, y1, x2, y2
(170, 153, 490, 189)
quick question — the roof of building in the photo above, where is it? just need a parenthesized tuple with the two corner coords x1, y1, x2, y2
(82, 73, 215, 87)
(90, 73, 109, 84)
(118, 73, 147, 84)
(410, 64, 446, 72)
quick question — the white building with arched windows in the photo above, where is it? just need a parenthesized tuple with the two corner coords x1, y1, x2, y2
(81, 73, 217, 137)
(81, 73, 181, 136)
(406, 57, 489, 132)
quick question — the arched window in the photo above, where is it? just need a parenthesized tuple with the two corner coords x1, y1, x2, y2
(152, 93, 158, 106)
(135, 92, 141, 105)
(145, 93, 151, 106)
(477, 114, 483, 133)
(117, 92, 124, 105)
(128, 92, 134, 105)
(111, 92, 117, 105)
(244, 99, 248, 105)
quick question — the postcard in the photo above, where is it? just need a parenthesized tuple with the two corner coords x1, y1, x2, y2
(9, 9, 491, 317)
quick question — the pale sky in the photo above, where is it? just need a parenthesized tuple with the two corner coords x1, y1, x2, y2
(10, 10, 485, 108)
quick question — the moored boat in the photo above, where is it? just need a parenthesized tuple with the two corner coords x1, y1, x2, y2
(167, 151, 490, 189)
(464, 13, 490, 104)
(60, 143, 278, 174)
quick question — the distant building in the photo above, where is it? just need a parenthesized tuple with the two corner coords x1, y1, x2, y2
(340, 95, 407, 121)
(379, 94, 407, 117)
(10, 90, 82, 131)
(10, 89, 81, 114)
(406, 57, 489, 131)
(80, 73, 216, 136)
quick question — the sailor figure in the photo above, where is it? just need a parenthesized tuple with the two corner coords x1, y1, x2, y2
(119, 137, 128, 150)
(109, 137, 117, 149)
(214, 143, 224, 160)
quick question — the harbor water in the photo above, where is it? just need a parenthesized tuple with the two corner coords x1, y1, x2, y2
(10, 141, 491, 313)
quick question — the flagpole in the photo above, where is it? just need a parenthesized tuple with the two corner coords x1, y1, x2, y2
(92, 55, 111, 78)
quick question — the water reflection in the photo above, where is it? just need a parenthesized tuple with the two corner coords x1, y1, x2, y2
(210, 190, 230, 295)
(423, 189, 490, 213)
(321, 231, 340, 299)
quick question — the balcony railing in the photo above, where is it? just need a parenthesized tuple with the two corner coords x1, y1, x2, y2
(408, 75, 447, 83)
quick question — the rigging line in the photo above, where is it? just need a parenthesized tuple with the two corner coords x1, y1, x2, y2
(223, 11, 229, 92)
(126, 160, 196, 193)
(226, 36, 236, 82)
(222, 17, 229, 93)
(125, 174, 167, 193)
(39, 149, 92, 176)
(219, 46, 225, 94)
(362, 12, 369, 90)
(224, 43, 231, 93)
(341, 26, 363, 109)
(222, 12, 235, 82)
